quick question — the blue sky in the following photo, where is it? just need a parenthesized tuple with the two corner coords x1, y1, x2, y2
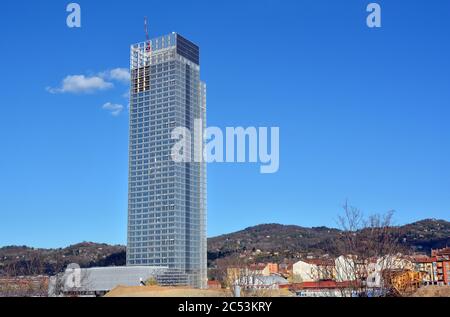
(0, 0, 449, 248)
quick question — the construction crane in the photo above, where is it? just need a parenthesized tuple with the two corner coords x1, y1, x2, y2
(144, 17, 151, 53)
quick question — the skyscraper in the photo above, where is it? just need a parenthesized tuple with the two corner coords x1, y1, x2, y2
(127, 33, 207, 289)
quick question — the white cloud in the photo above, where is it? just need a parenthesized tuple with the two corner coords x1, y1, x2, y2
(47, 75, 113, 94)
(108, 68, 131, 82)
(102, 102, 124, 116)
(47, 67, 130, 94)
(98, 68, 130, 83)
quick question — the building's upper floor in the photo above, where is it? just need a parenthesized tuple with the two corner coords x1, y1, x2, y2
(131, 33, 199, 70)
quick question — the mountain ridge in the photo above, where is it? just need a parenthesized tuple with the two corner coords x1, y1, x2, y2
(0, 219, 448, 277)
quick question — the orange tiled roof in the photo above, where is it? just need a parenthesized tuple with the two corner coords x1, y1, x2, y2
(413, 256, 437, 263)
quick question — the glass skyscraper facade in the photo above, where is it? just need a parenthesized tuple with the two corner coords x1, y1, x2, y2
(127, 33, 207, 289)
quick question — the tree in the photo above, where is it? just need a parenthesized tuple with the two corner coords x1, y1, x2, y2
(145, 277, 159, 286)
(329, 201, 410, 297)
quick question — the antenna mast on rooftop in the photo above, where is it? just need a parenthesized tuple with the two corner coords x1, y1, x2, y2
(144, 17, 151, 53)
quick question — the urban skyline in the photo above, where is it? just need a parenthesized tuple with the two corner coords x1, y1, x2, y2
(1, 1, 450, 249)
(0, 1, 450, 301)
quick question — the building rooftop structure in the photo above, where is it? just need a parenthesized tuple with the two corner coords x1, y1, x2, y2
(282, 280, 358, 290)
(432, 247, 450, 257)
(49, 266, 191, 296)
(413, 256, 437, 263)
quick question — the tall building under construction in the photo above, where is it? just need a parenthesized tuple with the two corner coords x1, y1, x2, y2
(127, 33, 207, 289)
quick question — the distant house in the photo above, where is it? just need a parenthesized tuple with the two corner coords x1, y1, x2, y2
(335, 254, 415, 288)
(292, 254, 416, 290)
(247, 263, 278, 276)
(365, 255, 415, 288)
(335, 255, 360, 282)
(292, 259, 334, 282)
(266, 263, 279, 275)
(412, 256, 438, 284)
(248, 263, 267, 275)
(292, 260, 316, 282)
(226, 264, 287, 290)
(430, 248, 450, 286)
(227, 263, 280, 286)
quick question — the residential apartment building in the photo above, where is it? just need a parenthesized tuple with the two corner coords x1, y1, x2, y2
(431, 248, 450, 286)
(413, 256, 438, 284)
